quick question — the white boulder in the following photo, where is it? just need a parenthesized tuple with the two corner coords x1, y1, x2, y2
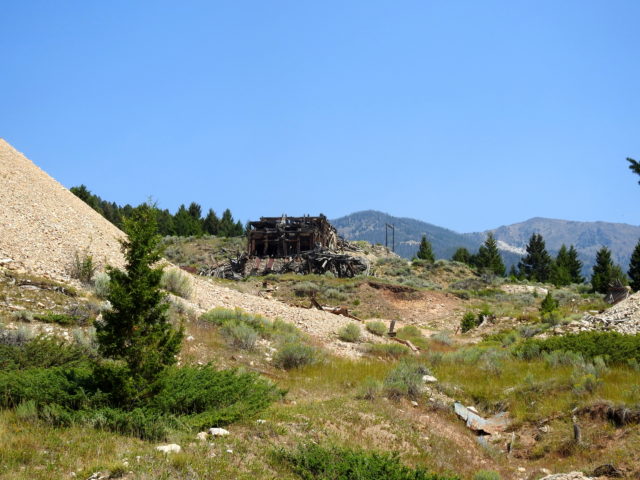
(156, 444, 182, 454)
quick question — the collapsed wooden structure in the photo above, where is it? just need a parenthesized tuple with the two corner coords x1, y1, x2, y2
(247, 215, 338, 257)
(198, 215, 369, 279)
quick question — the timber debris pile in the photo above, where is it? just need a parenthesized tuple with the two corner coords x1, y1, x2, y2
(199, 215, 369, 279)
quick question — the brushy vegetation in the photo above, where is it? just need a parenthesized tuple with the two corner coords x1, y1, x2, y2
(383, 360, 429, 399)
(273, 342, 319, 369)
(275, 443, 460, 480)
(515, 331, 640, 364)
(160, 268, 193, 299)
(69, 249, 96, 285)
(338, 323, 361, 343)
(365, 343, 411, 358)
(0, 352, 282, 439)
(365, 320, 387, 336)
(92, 271, 110, 299)
(220, 321, 259, 350)
(473, 471, 501, 480)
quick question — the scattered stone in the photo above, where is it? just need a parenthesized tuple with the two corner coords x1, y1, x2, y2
(155, 444, 182, 454)
(196, 431, 208, 441)
(226, 449, 233, 454)
(422, 375, 438, 383)
(185, 335, 195, 342)
(256, 419, 266, 424)
(539, 473, 593, 480)
(517, 467, 526, 472)
(411, 401, 419, 407)
(209, 427, 230, 437)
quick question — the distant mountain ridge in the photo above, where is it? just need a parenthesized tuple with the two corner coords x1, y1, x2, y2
(332, 210, 640, 275)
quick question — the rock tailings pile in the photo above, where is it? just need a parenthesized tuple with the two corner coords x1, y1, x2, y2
(0, 139, 125, 280)
(562, 291, 640, 335)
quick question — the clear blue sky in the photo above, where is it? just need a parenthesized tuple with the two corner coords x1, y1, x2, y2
(2, 1, 639, 232)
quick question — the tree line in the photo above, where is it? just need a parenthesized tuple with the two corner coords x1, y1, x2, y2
(414, 157, 640, 293)
(70, 185, 244, 237)
(416, 231, 640, 294)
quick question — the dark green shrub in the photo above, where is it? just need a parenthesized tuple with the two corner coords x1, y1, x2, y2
(461, 312, 478, 333)
(275, 443, 459, 480)
(0, 365, 100, 409)
(0, 336, 92, 371)
(150, 365, 283, 429)
(33, 313, 79, 326)
(515, 332, 640, 364)
(273, 343, 318, 369)
(539, 292, 559, 315)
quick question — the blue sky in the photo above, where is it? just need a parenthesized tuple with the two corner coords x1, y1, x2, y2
(2, 1, 639, 232)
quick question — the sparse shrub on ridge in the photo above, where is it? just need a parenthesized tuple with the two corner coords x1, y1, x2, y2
(473, 471, 501, 480)
(366, 321, 387, 336)
(431, 331, 453, 346)
(93, 271, 110, 299)
(275, 443, 460, 480)
(220, 321, 258, 350)
(338, 323, 361, 343)
(384, 360, 428, 399)
(356, 377, 383, 400)
(70, 249, 96, 285)
(273, 342, 318, 370)
(161, 268, 193, 299)
(365, 343, 410, 358)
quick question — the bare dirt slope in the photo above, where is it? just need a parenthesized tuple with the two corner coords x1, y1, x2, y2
(0, 139, 125, 279)
(0, 139, 377, 354)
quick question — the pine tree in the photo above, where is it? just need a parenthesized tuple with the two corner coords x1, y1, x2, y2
(218, 209, 237, 237)
(591, 246, 620, 294)
(518, 233, 553, 282)
(552, 244, 572, 286)
(474, 232, 505, 276)
(416, 235, 435, 262)
(173, 204, 201, 236)
(628, 157, 640, 184)
(566, 245, 585, 284)
(96, 204, 183, 391)
(203, 209, 220, 235)
(540, 291, 559, 315)
(451, 247, 471, 264)
(628, 238, 640, 292)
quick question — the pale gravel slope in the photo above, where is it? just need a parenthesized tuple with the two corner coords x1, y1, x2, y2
(0, 139, 125, 278)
